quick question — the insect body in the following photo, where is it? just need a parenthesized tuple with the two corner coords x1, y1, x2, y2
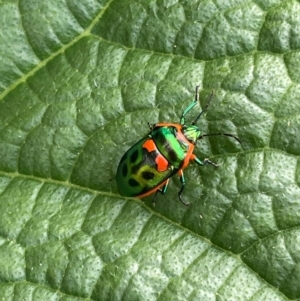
(116, 87, 241, 205)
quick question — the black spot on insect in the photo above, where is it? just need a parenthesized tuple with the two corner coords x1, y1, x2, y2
(142, 171, 155, 180)
(129, 178, 139, 187)
(168, 148, 178, 162)
(130, 150, 139, 163)
(122, 164, 128, 177)
(131, 164, 139, 175)
(157, 133, 167, 146)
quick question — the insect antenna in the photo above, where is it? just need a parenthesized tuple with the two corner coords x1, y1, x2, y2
(192, 90, 214, 125)
(198, 133, 242, 145)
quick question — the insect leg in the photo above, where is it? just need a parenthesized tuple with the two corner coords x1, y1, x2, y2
(152, 179, 169, 206)
(192, 155, 219, 167)
(178, 170, 189, 206)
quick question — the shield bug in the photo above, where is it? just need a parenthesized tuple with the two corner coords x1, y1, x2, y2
(116, 86, 241, 205)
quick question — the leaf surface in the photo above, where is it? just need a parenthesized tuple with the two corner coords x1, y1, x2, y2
(0, 0, 299, 300)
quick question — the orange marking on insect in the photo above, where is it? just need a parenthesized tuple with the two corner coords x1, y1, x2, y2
(143, 139, 168, 172)
(143, 139, 156, 152)
(155, 154, 169, 172)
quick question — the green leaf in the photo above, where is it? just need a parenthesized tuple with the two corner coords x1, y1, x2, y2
(0, 0, 299, 300)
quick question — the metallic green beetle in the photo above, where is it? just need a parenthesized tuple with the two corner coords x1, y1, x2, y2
(116, 86, 241, 205)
